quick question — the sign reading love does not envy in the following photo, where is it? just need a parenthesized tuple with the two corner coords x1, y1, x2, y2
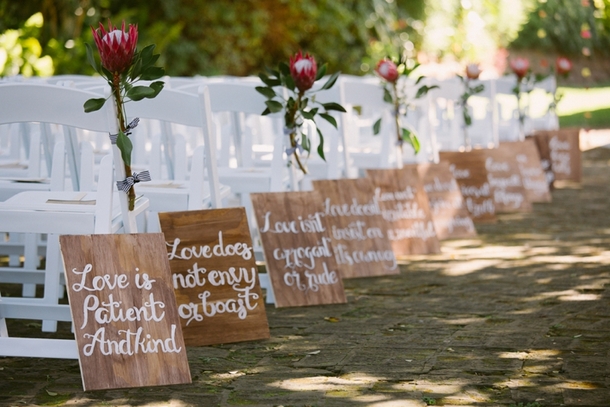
(500, 140, 551, 203)
(60, 233, 191, 391)
(312, 178, 398, 278)
(158, 208, 269, 346)
(366, 167, 441, 255)
(251, 191, 347, 308)
(439, 151, 496, 223)
(414, 162, 477, 240)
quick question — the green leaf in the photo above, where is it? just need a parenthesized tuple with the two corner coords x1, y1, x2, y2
(322, 102, 346, 112)
(265, 66, 280, 77)
(139, 44, 156, 66)
(373, 118, 382, 135)
(415, 76, 425, 85)
(319, 113, 338, 128)
(301, 134, 311, 153)
(259, 73, 280, 87)
(315, 63, 327, 81)
(415, 85, 438, 99)
(255, 86, 276, 98)
(85, 43, 99, 74)
(148, 81, 165, 98)
(126, 86, 156, 101)
(83, 97, 106, 113)
(301, 110, 316, 120)
(308, 107, 319, 116)
(402, 128, 420, 154)
(129, 58, 142, 81)
(279, 62, 290, 77)
(140, 66, 165, 81)
(321, 71, 340, 90)
(316, 128, 326, 161)
(261, 107, 271, 115)
(284, 75, 295, 92)
(116, 131, 133, 166)
(383, 88, 393, 103)
(265, 100, 284, 113)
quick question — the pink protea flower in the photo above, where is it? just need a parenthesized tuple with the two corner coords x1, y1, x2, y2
(465, 63, 481, 80)
(509, 57, 530, 80)
(556, 57, 573, 75)
(92, 20, 138, 74)
(375, 59, 399, 83)
(290, 51, 317, 92)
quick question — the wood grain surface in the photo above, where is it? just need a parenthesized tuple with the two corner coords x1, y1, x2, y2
(367, 167, 441, 255)
(60, 233, 191, 391)
(159, 208, 269, 346)
(251, 191, 347, 308)
(312, 178, 399, 279)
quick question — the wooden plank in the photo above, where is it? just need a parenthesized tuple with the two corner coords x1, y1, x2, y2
(312, 178, 398, 278)
(251, 191, 347, 308)
(158, 208, 269, 346)
(60, 234, 191, 391)
(501, 140, 552, 203)
(414, 162, 477, 240)
(530, 128, 581, 183)
(366, 167, 441, 255)
(485, 146, 532, 213)
(439, 151, 496, 223)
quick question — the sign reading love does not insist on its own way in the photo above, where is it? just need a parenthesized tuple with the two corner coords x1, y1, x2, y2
(366, 167, 441, 256)
(251, 191, 347, 308)
(414, 162, 477, 240)
(159, 208, 269, 346)
(312, 178, 398, 278)
(60, 233, 191, 391)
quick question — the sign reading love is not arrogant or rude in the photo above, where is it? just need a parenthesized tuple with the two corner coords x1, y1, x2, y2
(483, 146, 532, 213)
(60, 233, 191, 391)
(251, 191, 347, 308)
(312, 178, 398, 278)
(366, 167, 441, 256)
(414, 162, 477, 240)
(158, 208, 269, 346)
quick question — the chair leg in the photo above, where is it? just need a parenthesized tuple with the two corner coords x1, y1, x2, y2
(41, 234, 61, 332)
(22, 233, 38, 298)
(0, 294, 8, 337)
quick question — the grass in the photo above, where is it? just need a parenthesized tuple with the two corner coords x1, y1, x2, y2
(556, 86, 610, 129)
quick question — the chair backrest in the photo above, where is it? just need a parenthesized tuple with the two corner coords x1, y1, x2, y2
(125, 86, 223, 208)
(0, 82, 137, 232)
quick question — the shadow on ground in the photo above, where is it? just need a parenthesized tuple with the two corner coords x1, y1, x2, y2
(1, 148, 609, 406)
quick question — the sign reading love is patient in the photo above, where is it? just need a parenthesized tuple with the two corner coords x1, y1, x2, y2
(158, 208, 269, 346)
(312, 178, 398, 278)
(251, 191, 347, 308)
(414, 162, 477, 240)
(366, 167, 441, 256)
(59, 233, 191, 391)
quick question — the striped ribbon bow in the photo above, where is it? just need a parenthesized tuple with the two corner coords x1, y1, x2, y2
(109, 118, 140, 144)
(116, 170, 151, 193)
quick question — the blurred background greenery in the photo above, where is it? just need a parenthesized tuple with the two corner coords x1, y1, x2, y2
(1, 0, 609, 82)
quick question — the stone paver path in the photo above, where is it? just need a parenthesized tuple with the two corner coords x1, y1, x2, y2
(1, 146, 609, 407)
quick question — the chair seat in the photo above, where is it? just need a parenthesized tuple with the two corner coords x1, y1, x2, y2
(138, 181, 231, 212)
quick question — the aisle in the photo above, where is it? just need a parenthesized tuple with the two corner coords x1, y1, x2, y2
(1, 147, 610, 406)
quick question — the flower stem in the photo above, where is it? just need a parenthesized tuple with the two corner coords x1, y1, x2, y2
(392, 82, 402, 152)
(288, 91, 307, 174)
(112, 73, 136, 211)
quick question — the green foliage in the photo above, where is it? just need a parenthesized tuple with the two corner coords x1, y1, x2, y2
(0, 13, 53, 77)
(257, 63, 345, 171)
(511, 0, 610, 56)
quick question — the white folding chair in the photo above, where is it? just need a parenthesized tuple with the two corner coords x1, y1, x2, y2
(0, 82, 149, 358)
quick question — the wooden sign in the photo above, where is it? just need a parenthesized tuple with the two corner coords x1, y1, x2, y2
(439, 151, 496, 223)
(530, 129, 582, 183)
(366, 167, 441, 255)
(312, 178, 398, 278)
(526, 133, 555, 188)
(485, 146, 532, 213)
(250, 191, 346, 308)
(414, 162, 477, 240)
(158, 208, 269, 346)
(501, 140, 552, 203)
(60, 234, 191, 391)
